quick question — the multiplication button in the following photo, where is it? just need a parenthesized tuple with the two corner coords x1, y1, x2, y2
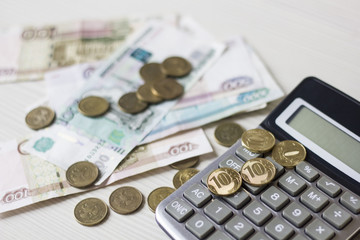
(305, 219, 334, 240)
(184, 183, 212, 207)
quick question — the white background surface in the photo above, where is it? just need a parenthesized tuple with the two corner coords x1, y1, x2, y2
(0, 1, 359, 239)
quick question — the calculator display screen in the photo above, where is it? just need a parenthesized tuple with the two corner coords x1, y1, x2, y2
(287, 106, 360, 174)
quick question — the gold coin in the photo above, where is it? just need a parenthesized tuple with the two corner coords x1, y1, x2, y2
(78, 96, 110, 117)
(136, 84, 163, 103)
(139, 63, 166, 82)
(151, 78, 184, 100)
(109, 186, 143, 215)
(169, 156, 199, 170)
(74, 198, 108, 226)
(118, 92, 148, 114)
(214, 122, 244, 147)
(173, 168, 199, 189)
(147, 187, 175, 213)
(207, 168, 242, 196)
(241, 128, 275, 153)
(162, 56, 192, 77)
(66, 161, 99, 188)
(272, 140, 306, 168)
(25, 106, 55, 130)
(240, 158, 276, 186)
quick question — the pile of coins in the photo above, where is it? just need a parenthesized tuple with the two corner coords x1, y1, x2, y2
(207, 127, 307, 196)
(119, 56, 192, 114)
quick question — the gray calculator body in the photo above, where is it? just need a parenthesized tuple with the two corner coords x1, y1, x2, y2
(156, 77, 360, 240)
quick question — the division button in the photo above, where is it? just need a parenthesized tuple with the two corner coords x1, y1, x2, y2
(322, 203, 352, 229)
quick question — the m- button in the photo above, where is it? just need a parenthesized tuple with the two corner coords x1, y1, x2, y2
(184, 183, 212, 207)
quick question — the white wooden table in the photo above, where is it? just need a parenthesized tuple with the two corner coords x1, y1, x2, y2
(1, 1, 359, 239)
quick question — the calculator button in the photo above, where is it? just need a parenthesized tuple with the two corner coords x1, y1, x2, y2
(305, 219, 335, 240)
(243, 201, 272, 226)
(316, 176, 341, 198)
(295, 162, 319, 182)
(218, 155, 244, 171)
(291, 235, 308, 240)
(300, 187, 329, 212)
(282, 202, 312, 227)
(185, 214, 214, 239)
(201, 171, 212, 186)
(223, 190, 250, 209)
(278, 172, 306, 196)
(265, 156, 285, 179)
(224, 215, 254, 240)
(206, 230, 232, 240)
(340, 192, 360, 214)
(264, 217, 294, 240)
(261, 186, 289, 211)
(235, 145, 262, 161)
(204, 199, 233, 224)
(184, 183, 212, 207)
(165, 198, 194, 222)
(322, 203, 352, 229)
(249, 232, 271, 240)
(243, 182, 266, 195)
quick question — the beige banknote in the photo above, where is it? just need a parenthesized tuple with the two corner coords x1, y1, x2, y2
(0, 128, 212, 213)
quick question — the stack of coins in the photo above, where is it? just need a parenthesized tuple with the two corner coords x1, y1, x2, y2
(119, 56, 192, 114)
(207, 127, 307, 196)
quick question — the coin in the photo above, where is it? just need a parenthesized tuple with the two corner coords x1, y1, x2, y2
(207, 167, 242, 196)
(169, 156, 199, 170)
(25, 106, 55, 130)
(162, 56, 192, 77)
(74, 198, 108, 226)
(147, 187, 175, 212)
(241, 128, 276, 153)
(272, 140, 306, 167)
(173, 168, 199, 189)
(139, 63, 166, 82)
(66, 161, 99, 188)
(136, 84, 163, 103)
(78, 96, 110, 117)
(118, 92, 148, 114)
(109, 186, 143, 215)
(214, 122, 244, 147)
(240, 158, 276, 186)
(151, 78, 184, 100)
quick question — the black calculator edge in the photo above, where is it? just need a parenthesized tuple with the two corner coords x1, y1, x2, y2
(260, 76, 360, 196)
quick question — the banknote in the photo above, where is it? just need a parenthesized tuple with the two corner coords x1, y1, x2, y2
(0, 128, 212, 213)
(23, 17, 225, 185)
(173, 37, 264, 110)
(142, 45, 284, 143)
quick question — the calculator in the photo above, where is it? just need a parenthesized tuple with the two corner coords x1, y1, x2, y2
(155, 77, 360, 240)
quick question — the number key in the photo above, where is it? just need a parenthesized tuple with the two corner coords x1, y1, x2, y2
(265, 217, 294, 240)
(224, 215, 254, 240)
(261, 186, 289, 211)
(243, 201, 272, 226)
(204, 199, 233, 224)
(185, 214, 214, 239)
(282, 202, 312, 227)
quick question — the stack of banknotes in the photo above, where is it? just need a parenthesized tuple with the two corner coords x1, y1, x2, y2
(0, 15, 283, 213)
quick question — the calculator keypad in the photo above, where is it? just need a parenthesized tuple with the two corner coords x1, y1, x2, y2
(160, 137, 360, 240)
